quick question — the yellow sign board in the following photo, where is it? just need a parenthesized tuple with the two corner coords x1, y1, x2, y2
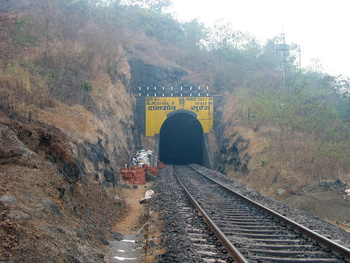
(145, 97, 213, 136)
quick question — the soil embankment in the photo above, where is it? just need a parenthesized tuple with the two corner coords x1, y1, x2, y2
(0, 116, 135, 262)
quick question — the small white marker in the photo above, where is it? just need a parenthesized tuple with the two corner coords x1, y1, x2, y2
(121, 239, 136, 243)
(114, 256, 137, 261)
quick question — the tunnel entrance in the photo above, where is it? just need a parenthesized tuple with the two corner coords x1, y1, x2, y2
(159, 113, 204, 165)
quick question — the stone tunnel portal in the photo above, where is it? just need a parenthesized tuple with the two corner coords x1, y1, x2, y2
(159, 113, 204, 165)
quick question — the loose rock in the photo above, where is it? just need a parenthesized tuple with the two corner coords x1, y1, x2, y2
(0, 195, 17, 204)
(277, 188, 286, 196)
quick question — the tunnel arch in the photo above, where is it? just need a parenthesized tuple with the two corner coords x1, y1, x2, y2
(159, 112, 204, 165)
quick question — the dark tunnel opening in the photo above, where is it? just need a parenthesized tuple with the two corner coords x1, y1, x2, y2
(159, 113, 204, 165)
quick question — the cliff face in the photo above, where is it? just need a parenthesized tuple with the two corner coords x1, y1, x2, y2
(0, 9, 141, 260)
(0, 36, 193, 261)
(129, 57, 189, 93)
(0, 115, 129, 262)
(30, 55, 139, 187)
(211, 95, 252, 176)
(1, 3, 202, 258)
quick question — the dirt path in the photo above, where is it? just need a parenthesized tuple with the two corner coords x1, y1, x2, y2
(113, 184, 152, 234)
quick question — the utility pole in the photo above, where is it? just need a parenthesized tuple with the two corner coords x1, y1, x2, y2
(277, 32, 289, 87)
(298, 45, 301, 69)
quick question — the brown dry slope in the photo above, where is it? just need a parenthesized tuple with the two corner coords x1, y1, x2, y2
(0, 116, 130, 262)
(214, 93, 350, 232)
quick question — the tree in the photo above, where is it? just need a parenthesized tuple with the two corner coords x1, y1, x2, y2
(147, 0, 171, 13)
(121, 0, 171, 13)
(181, 19, 206, 51)
(206, 20, 257, 52)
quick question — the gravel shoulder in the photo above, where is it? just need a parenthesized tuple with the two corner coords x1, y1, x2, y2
(190, 164, 350, 249)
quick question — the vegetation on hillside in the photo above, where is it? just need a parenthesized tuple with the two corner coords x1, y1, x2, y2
(1, 0, 350, 185)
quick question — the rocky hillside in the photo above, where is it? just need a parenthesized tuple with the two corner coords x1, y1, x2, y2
(0, 115, 132, 262)
(1, 1, 350, 261)
(0, 2, 141, 261)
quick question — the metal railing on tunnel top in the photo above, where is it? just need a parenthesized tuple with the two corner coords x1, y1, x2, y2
(137, 85, 211, 97)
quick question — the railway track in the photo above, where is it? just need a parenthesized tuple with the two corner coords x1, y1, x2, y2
(172, 164, 350, 263)
(150, 165, 232, 262)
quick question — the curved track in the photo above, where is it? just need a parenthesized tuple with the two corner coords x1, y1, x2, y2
(173, 165, 350, 263)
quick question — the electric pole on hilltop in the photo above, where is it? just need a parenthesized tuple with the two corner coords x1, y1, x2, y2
(277, 32, 289, 87)
(298, 45, 301, 70)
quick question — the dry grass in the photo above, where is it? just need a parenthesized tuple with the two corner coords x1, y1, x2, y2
(333, 221, 350, 233)
(222, 90, 350, 199)
(38, 103, 97, 144)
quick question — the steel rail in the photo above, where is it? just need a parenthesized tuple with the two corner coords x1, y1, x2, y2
(173, 167, 249, 263)
(189, 164, 350, 262)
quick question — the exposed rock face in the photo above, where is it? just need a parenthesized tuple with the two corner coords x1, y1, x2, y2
(215, 134, 250, 175)
(0, 122, 38, 166)
(0, 116, 128, 262)
(78, 138, 118, 187)
(129, 58, 188, 93)
(212, 104, 251, 175)
(0, 116, 123, 187)
(1, 119, 83, 183)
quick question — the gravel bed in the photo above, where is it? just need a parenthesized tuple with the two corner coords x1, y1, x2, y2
(190, 164, 350, 249)
(149, 166, 212, 262)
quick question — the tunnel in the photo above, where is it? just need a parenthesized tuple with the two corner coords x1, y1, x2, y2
(159, 112, 205, 165)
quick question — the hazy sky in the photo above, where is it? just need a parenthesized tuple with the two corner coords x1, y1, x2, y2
(170, 0, 349, 77)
